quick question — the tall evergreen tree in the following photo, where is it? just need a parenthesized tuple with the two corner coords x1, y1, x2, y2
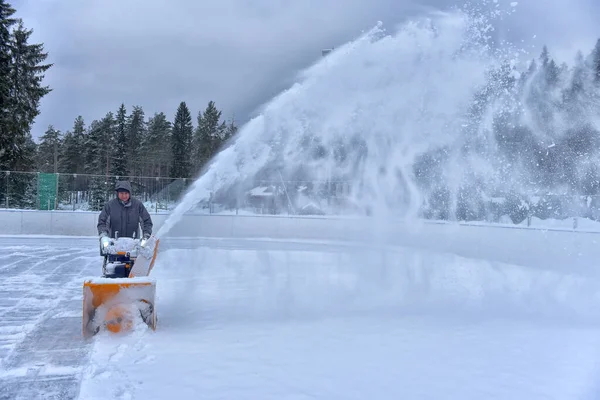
(8, 131, 36, 208)
(2, 14, 51, 208)
(99, 112, 116, 178)
(84, 119, 102, 175)
(193, 101, 221, 172)
(58, 130, 74, 172)
(591, 39, 600, 83)
(37, 124, 61, 172)
(58, 115, 85, 174)
(58, 117, 83, 208)
(192, 101, 234, 174)
(171, 101, 193, 179)
(545, 59, 560, 87)
(0, 1, 17, 174)
(563, 51, 592, 119)
(223, 117, 238, 142)
(126, 105, 145, 176)
(9, 19, 52, 138)
(84, 118, 107, 210)
(143, 111, 172, 177)
(112, 103, 128, 177)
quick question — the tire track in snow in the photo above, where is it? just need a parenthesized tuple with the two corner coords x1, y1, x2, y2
(0, 243, 98, 400)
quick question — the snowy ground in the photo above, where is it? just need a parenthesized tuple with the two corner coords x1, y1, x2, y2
(2, 232, 600, 399)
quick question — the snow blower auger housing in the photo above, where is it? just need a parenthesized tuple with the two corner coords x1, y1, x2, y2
(83, 234, 160, 338)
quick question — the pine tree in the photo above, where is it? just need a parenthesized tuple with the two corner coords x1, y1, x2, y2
(59, 116, 86, 173)
(0, 12, 51, 208)
(8, 131, 36, 208)
(112, 103, 128, 177)
(591, 39, 600, 83)
(563, 51, 592, 119)
(84, 119, 106, 210)
(545, 59, 560, 87)
(0, 1, 17, 184)
(522, 45, 558, 138)
(223, 117, 238, 142)
(126, 105, 145, 177)
(99, 112, 116, 179)
(57, 116, 86, 207)
(37, 124, 61, 173)
(144, 112, 172, 177)
(0, 0, 17, 172)
(100, 112, 117, 203)
(58, 130, 74, 172)
(84, 120, 102, 175)
(9, 19, 52, 137)
(193, 101, 232, 174)
(81, 113, 117, 210)
(171, 101, 193, 179)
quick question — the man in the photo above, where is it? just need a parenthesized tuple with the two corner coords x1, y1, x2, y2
(97, 180, 153, 240)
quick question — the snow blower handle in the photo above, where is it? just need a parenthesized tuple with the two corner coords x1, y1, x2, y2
(129, 235, 160, 277)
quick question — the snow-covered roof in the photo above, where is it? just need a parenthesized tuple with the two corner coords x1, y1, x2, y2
(248, 186, 274, 197)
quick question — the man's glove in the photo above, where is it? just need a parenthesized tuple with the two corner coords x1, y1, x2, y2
(99, 232, 110, 249)
(140, 233, 151, 248)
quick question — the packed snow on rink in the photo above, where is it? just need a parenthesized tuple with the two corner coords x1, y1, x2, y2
(3, 215, 600, 399)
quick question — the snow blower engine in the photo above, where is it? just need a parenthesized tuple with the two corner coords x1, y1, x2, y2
(100, 234, 144, 278)
(82, 232, 160, 338)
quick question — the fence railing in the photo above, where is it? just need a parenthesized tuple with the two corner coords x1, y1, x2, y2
(3, 170, 600, 227)
(0, 171, 357, 214)
(0, 171, 191, 212)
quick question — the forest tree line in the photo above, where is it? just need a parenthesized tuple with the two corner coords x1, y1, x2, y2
(36, 100, 238, 180)
(36, 100, 238, 210)
(412, 40, 600, 222)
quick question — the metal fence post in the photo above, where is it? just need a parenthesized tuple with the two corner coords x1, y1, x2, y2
(5, 171, 9, 208)
(36, 171, 40, 210)
(55, 172, 59, 210)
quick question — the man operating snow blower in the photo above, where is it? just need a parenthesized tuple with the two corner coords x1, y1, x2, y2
(97, 180, 153, 243)
(82, 180, 160, 338)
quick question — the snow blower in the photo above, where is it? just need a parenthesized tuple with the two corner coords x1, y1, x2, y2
(82, 234, 160, 338)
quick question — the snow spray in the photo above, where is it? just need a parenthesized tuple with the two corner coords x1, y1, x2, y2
(157, 1, 527, 237)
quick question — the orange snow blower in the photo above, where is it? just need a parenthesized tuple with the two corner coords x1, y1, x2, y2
(82, 234, 160, 338)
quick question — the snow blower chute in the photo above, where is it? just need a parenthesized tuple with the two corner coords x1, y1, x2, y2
(82, 234, 160, 338)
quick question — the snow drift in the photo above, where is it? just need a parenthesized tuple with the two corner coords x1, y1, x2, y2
(77, 243, 600, 399)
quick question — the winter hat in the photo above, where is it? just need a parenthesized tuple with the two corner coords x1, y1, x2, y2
(115, 180, 132, 193)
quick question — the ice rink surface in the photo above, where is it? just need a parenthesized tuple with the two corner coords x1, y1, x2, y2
(2, 232, 600, 399)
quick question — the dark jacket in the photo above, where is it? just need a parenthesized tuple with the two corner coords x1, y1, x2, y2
(97, 196, 153, 239)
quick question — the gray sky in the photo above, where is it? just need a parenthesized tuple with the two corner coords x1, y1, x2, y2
(10, 0, 600, 141)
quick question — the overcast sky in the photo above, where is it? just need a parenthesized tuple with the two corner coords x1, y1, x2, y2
(10, 0, 600, 141)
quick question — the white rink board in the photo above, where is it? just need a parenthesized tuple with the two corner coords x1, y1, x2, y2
(0, 209, 168, 236)
(0, 209, 597, 239)
(0, 210, 373, 238)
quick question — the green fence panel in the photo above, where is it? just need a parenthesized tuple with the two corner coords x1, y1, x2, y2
(38, 173, 58, 210)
